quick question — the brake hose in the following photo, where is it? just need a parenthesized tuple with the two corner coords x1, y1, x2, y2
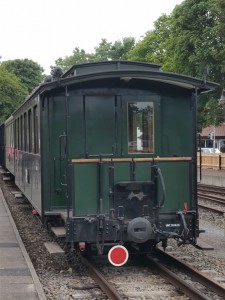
(157, 167, 166, 207)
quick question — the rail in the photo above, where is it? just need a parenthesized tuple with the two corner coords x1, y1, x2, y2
(155, 248, 225, 299)
(79, 254, 124, 300)
(81, 250, 220, 300)
(197, 153, 225, 170)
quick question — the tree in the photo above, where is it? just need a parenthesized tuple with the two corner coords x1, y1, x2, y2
(55, 37, 136, 71)
(55, 0, 225, 128)
(128, 0, 225, 127)
(94, 39, 112, 61)
(166, 0, 224, 83)
(106, 37, 136, 60)
(128, 14, 172, 66)
(55, 47, 96, 71)
(211, 0, 225, 85)
(167, 0, 225, 126)
(0, 65, 28, 123)
(197, 93, 224, 132)
(2, 59, 44, 93)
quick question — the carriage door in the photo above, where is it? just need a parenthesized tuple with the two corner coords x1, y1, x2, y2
(73, 95, 119, 215)
(84, 95, 119, 157)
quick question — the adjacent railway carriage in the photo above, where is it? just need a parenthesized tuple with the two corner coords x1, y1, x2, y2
(1, 61, 219, 265)
(0, 124, 5, 168)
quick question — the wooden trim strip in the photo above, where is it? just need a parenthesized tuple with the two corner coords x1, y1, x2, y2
(71, 157, 192, 164)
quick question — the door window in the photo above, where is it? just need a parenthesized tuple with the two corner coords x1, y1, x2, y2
(128, 102, 154, 153)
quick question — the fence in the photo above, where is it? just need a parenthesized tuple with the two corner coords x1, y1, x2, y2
(197, 153, 225, 170)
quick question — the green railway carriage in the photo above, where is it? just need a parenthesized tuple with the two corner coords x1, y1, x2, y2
(0, 124, 5, 168)
(2, 61, 219, 265)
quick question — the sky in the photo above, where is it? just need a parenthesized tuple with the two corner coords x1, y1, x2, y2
(0, 0, 183, 74)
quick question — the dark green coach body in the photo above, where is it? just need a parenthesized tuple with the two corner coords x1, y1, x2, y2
(3, 61, 219, 257)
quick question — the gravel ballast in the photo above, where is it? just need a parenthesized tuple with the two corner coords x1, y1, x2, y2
(1, 177, 225, 299)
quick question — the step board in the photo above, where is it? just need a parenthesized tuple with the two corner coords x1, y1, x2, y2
(11, 191, 21, 194)
(44, 242, 64, 254)
(195, 239, 214, 250)
(12, 192, 24, 198)
(14, 193, 24, 198)
(11, 191, 24, 198)
(3, 177, 12, 181)
(0, 171, 11, 175)
(51, 226, 66, 238)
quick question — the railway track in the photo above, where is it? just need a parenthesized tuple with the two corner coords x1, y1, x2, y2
(198, 184, 225, 214)
(155, 248, 225, 299)
(1, 174, 225, 300)
(79, 248, 225, 299)
(198, 184, 225, 195)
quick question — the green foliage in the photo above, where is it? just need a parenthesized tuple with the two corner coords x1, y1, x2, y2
(0, 65, 28, 123)
(211, 0, 225, 82)
(55, 47, 96, 71)
(94, 37, 136, 61)
(55, 37, 136, 72)
(2, 59, 44, 93)
(54, 0, 225, 128)
(128, 0, 225, 127)
(94, 39, 112, 61)
(128, 14, 172, 66)
(197, 92, 224, 131)
(167, 0, 224, 82)
(109, 37, 136, 60)
(168, 0, 225, 126)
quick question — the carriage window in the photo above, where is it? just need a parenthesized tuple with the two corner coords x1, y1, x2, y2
(10, 123, 14, 148)
(17, 118, 20, 150)
(14, 120, 17, 149)
(128, 102, 154, 153)
(20, 115, 23, 150)
(33, 105, 39, 154)
(28, 109, 32, 152)
(24, 113, 27, 151)
(5, 126, 10, 147)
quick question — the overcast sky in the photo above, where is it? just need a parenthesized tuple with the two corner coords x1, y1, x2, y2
(0, 0, 183, 73)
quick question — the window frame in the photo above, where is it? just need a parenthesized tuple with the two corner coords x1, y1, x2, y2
(127, 101, 154, 154)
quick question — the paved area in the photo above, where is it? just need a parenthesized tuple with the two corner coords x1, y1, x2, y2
(198, 168, 225, 187)
(0, 188, 46, 300)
